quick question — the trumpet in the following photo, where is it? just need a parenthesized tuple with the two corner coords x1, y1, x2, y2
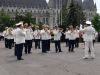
(8, 28, 13, 35)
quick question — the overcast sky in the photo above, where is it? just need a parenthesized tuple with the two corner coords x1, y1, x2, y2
(46, 0, 100, 13)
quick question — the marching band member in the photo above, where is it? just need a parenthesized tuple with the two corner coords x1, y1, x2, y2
(81, 21, 96, 59)
(75, 26, 80, 48)
(40, 25, 50, 53)
(14, 21, 26, 60)
(46, 25, 51, 51)
(24, 23, 33, 54)
(53, 26, 62, 53)
(33, 26, 41, 49)
(13, 27, 17, 56)
(6, 27, 14, 49)
(3, 27, 9, 48)
(64, 28, 69, 47)
(68, 25, 76, 52)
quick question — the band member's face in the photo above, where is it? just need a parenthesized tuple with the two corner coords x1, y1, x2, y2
(44, 27, 48, 31)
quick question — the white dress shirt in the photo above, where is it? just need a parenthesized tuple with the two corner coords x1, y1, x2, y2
(81, 26, 95, 42)
(13, 28, 26, 44)
(65, 31, 69, 39)
(40, 29, 50, 40)
(53, 29, 62, 41)
(33, 29, 41, 39)
(25, 28, 33, 40)
(68, 30, 76, 40)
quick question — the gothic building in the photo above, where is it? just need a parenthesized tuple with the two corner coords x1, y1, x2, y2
(48, 0, 97, 21)
(82, 0, 97, 21)
(0, 0, 97, 27)
(0, 0, 49, 24)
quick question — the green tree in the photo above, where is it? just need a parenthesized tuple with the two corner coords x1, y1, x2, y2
(92, 14, 100, 32)
(15, 12, 36, 25)
(62, 0, 85, 27)
(0, 11, 13, 31)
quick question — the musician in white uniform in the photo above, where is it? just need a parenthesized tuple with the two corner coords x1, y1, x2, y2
(6, 27, 14, 49)
(81, 21, 96, 59)
(53, 26, 62, 53)
(68, 25, 76, 52)
(40, 25, 50, 53)
(64, 28, 69, 47)
(46, 25, 51, 51)
(33, 26, 41, 49)
(75, 26, 80, 48)
(24, 23, 33, 54)
(3, 27, 9, 48)
(14, 22, 26, 60)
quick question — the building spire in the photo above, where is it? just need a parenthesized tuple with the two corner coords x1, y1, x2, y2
(83, 0, 96, 11)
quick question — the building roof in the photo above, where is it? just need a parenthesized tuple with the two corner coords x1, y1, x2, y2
(82, 0, 96, 11)
(0, 0, 48, 9)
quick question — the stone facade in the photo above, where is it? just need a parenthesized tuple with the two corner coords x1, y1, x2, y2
(0, 0, 49, 25)
(49, 0, 97, 22)
(0, 0, 97, 27)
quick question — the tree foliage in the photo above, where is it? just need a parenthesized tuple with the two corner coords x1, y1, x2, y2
(92, 14, 100, 32)
(62, 0, 86, 27)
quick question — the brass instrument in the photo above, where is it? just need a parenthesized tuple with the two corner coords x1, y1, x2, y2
(8, 28, 13, 35)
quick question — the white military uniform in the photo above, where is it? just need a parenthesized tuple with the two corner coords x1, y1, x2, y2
(65, 31, 69, 40)
(40, 29, 50, 53)
(33, 29, 41, 40)
(33, 29, 41, 49)
(53, 29, 62, 41)
(53, 29, 62, 52)
(81, 22, 95, 58)
(14, 28, 26, 44)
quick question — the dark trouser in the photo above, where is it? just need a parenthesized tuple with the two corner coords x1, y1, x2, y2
(14, 44, 17, 56)
(75, 38, 79, 48)
(12, 39, 14, 47)
(41, 40, 48, 53)
(54, 40, 62, 52)
(5, 38, 9, 48)
(7, 39, 13, 49)
(65, 39, 69, 47)
(34, 39, 40, 49)
(25, 40, 32, 54)
(69, 40, 75, 52)
(47, 39, 50, 51)
(16, 43, 24, 60)
(0, 36, 1, 41)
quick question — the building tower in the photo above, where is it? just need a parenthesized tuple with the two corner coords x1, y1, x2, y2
(82, 0, 97, 21)
(0, 0, 49, 24)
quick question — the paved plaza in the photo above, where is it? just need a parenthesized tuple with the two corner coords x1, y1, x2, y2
(0, 41, 100, 75)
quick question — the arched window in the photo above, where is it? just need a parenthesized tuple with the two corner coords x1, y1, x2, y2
(12, 9, 14, 12)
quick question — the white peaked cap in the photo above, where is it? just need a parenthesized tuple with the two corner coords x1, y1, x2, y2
(15, 21, 23, 26)
(86, 21, 92, 25)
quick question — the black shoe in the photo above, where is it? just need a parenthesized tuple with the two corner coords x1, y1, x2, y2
(28, 52, 32, 54)
(18, 58, 24, 60)
(25, 52, 27, 54)
(59, 51, 63, 52)
(42, 52, 47, 53)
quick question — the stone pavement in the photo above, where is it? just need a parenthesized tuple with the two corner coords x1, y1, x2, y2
(0, 41, 100, 75)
